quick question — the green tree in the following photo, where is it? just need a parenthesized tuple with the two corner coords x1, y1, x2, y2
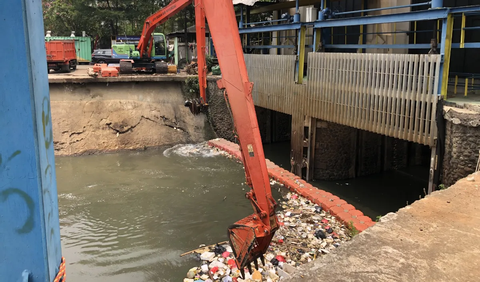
(42, 0, 196, 48)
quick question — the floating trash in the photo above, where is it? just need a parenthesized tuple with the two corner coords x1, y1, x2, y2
(183, 190, 353, 281)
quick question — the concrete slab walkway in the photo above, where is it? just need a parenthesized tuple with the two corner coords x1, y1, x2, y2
(285, 172, 480, 282)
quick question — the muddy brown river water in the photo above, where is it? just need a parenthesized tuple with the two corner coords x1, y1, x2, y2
(56, 144, 283, 282)
(56, 142, 427, 281)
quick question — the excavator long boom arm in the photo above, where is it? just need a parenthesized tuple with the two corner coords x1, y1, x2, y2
(136, 0, 192, 57)
(138, 0, 278, 274)
(137, 0, 207, 103)
(199, 0, 278, 274)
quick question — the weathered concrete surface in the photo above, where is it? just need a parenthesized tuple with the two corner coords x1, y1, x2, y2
(48, 65, 221, 84)
(443, 106, 480, 186)
(286, 171, 480, 282)
(50, 81, 210, 156)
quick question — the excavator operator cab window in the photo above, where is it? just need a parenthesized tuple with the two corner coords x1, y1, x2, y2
(153, 34, 166, 56)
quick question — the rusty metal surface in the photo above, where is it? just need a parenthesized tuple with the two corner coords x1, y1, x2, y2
(245, 53, 441, 146)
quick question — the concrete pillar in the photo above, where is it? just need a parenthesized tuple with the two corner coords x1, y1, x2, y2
(0, 0, 63, 281)
(174, 37, 179, 66)
(270, 11, 279, 55)
(290, 113, 304, 175)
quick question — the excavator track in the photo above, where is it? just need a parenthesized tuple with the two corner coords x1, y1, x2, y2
(119, 61, 133, 74)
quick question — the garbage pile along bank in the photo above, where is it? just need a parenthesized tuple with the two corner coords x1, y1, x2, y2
(184, 182, 353, 282)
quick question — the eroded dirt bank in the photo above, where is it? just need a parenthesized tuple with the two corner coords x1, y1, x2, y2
(50, 81, 210, 156)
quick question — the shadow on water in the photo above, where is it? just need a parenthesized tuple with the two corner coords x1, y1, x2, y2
(56, 143, 282, 282)
(263, 141, 429, 219)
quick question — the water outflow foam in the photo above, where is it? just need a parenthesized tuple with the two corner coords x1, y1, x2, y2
(163, 142, 224, 158)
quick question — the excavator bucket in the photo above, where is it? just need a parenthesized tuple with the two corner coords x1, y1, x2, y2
(228, 214, 278, 278)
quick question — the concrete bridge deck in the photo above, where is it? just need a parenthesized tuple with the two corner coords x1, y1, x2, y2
(285, 171, 480, 282)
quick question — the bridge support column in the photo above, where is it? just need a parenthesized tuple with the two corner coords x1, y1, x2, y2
(290, 113, 304, 176)
(0, 0, 63, 281)
(428, 144, 438, 194)
(304, 117, 317, 181)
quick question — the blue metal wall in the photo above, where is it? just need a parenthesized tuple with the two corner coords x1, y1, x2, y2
(0, 0, 62, 281)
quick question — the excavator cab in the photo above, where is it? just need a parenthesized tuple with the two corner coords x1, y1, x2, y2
(152, 33, 167, 60)
(112, 33, 167, 60)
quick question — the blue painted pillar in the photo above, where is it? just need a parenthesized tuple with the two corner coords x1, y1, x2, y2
(239, 5, 244, 28)
(246, 6, 251, 48)
(0, 0, 63, 281)
(294, 0, 301, 22)
(431, 0, 443, 9)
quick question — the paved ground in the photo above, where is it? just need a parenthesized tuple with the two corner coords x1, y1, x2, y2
(284, 171, 480, 282)
(48, 65, 219, 83)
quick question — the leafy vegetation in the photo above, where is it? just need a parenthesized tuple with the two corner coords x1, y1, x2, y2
(347, 221, 359, 237)
(42, 0, 273, 49)
(206, 55, 215, 72)
(42, 0, 196, 48)
(185, 76, 199, 94)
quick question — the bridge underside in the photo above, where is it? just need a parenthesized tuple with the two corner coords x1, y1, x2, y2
(245, 53, 441, 190)
(246, 53, 440, 146)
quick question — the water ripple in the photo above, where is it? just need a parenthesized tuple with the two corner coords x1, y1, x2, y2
(163, 142, 223, 158)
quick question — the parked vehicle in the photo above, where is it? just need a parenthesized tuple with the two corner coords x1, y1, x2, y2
(46, 40, 77, 72)
(45, 35, 92, 64)
(91, 49, 120, 64)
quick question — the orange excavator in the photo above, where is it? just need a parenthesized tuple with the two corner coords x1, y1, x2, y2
(135, 0, 279, 276)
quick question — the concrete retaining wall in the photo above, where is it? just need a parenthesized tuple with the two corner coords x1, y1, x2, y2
(314, 122, 357, 179)
(443, 106, 480, 186)
(310, 119, 417, 180)
(205, 80, 236, 142)
(49, 81, 212, 156)
(256, 107, 291, 144)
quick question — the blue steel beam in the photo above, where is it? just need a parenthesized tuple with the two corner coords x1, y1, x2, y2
(323, 43, 480, 49)
(448, 5, 480, 14)
(238, 6, 480, 35)
(326, 44, 432, 49)
(244, 18, 289, 26)
(0, 0, 62, 281)
(239, 23, 304, 34)
(334, 2, 432, 16)
(452, 42, 480, 48)
(245, 45, 296, 49)
(239, 7, 480, 34)
(313, 8, 450, 28)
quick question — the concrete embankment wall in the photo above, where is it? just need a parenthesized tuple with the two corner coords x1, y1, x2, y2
(206, 81, 292, 144)
(311, 121, 424, 180)
(443, 105, 480, 186)
(49, 81, 213, 156)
